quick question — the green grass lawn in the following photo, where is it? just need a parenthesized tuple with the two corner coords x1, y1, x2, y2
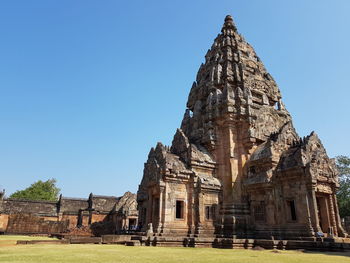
(0, 235, 56, 246)
(0, 236, 350, 263)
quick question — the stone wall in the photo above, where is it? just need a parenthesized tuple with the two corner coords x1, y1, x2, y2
(61, 214, 79, 229)
(0, 191, 138, 235)
(0, 199, 58, 234)
(0, 214, 9, 232)
(6, 214, 68, 234)
(0, 199, 57, 216)
(59, 198, 88, 214)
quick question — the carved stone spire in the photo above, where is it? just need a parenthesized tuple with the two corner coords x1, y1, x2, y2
(182, 15, 292, 149)
(138, 15, 344, 241)
(221, 15, 237, 34)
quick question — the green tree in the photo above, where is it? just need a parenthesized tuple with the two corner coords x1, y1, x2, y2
(336, 155, 350, 218)
(9, 178, 60, 201)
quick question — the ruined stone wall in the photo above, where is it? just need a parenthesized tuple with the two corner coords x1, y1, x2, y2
(0, 214, 9, 232)
(92, 196, 119, 212)
(61, 214, 79, 229)
(0, 192, 137, 235)
(6, 214, 68, 234)
(1, 199, 58, 216)
(91, 214, 109, 224)
(59, 198, 88, 214)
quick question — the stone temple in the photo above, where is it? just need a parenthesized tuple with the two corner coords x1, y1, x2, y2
(137, 15, 347, 244)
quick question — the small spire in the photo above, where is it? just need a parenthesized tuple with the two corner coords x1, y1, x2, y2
(225, 15, 233, 24)
(222, 15, 237, 33)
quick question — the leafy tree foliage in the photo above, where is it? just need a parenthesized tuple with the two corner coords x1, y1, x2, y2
(336, 156, 350, 218)
(9, 178, 60, 201)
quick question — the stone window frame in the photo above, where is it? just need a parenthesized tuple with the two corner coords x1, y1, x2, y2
(204, 204, 217, 221)
(175, 199, 185, 220)
(286, 199, 298, 223)
(253, 201, 266, 222)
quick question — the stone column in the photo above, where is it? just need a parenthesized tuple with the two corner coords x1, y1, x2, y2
(161, 184, 166, 233)
(328, 194, 337, 236)
(195, 186, 203, 236)
(190, 182, 196, 235)
(307, 186, 321, 233)
(305, 193, 315, 236)
(332, 193, 347, 237)
(186, 181, 195, 235)
(156, 185, 165, 234)
(147, 190, 153, 226)
(123, 217, 127, 231)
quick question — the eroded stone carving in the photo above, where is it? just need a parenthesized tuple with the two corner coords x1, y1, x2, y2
(137, 15, 346, 240)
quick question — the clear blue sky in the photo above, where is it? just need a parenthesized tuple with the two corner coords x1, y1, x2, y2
(0, 0, 349, 198)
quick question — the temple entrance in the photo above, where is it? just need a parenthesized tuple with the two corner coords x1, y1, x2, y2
(316, 195, 331, 233)
(149, 196, 160, 228)
(153, 198, 160, 222)
(128, 218, 137, 230)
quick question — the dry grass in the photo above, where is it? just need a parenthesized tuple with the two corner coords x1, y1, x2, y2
(0, 236, 350, 263)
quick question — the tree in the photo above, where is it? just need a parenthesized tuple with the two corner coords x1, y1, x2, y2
(9, 178, 60, 201)
(336, 156, 350, 218)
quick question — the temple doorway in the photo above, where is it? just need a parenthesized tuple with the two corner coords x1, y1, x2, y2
(316, 195, 331, 233)
(128, 218, 136, 230)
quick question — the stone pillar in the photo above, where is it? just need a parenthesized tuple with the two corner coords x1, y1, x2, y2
(305, 193, 315, 236)
(147, 190, 153, 226)
(191, 184, 197, 236)
(161, 184, 166, 233)
(123, 217, 127, 231)
(186, 180, 195, 235)
(332, 194, 347, 237)
(195, 187, 203, 236)
(156, 185, 165, 234)
(307, 186, 321, 233)
(215, 122, 234, 204)
(328, 194, 338, 236)
(218, 120, 252, 237)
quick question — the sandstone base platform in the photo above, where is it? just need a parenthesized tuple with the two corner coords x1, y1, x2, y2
(16, 234, 350, 252)
(134, 236, 350, 251)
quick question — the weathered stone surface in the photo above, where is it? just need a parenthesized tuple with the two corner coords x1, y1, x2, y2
(69, 236, 102, 244)
(6, 214, 68, 234)
(137, 15, 346, 241)
(102, 234, 132, 244)
(0, 191, 138, 235)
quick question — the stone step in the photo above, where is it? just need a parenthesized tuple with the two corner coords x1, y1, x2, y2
(69, 237, 102, 244)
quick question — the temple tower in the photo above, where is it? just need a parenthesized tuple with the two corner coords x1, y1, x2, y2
(180, 15, 291, 236)
(137, 15, 346, 241)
